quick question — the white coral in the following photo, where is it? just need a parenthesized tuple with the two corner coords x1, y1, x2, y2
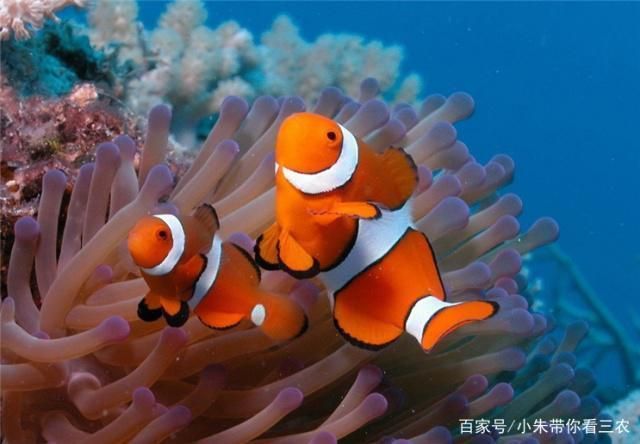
(88, 0, 142, 65)
(0, 0, 84, 40)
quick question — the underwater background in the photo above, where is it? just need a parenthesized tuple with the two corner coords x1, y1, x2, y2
(2, 0, 639, 442)
(67, 0, 640, 397)
(61, 0, 640, 335)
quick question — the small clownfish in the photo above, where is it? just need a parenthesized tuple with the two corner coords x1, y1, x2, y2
(127, 204, 308, 341)
(255, 112, 498, 351)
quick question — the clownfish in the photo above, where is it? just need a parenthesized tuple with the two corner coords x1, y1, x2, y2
(127, 204, 308, 341)
(255, 112, 498, 351)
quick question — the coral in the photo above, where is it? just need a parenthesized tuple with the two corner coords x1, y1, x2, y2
(0, 81, 194, 303)
(523, 245, 640, 404)
(604, 388, 640, 444)
(84, 1, 420, 146)
(0, 0, 84, 40)
(0, 20, 122, 98)
(87, 0, 259, 145)
(0, 79, 604, 442)
(259, 15, 410, 104)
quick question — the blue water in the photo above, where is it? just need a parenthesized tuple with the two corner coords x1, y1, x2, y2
(65, 2, 640, 339)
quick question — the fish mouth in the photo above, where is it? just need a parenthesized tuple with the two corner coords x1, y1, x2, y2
(127, 231, 158, 268)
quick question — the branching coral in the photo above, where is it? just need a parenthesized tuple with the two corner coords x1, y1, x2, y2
(523, 245, 640, 404)
(0, 0, 85, 40)
(1, 79, 603, 442)
(85, 0, 420, 146)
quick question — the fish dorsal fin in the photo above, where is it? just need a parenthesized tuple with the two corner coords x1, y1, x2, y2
(192, 204, 220, 237)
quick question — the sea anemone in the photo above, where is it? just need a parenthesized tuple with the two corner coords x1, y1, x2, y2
(1, 79, 601, 442)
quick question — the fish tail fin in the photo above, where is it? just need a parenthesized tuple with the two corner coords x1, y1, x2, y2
(381, 147, 418, 207)
(250, 292, 308, 341)
(137, 292, 163, 322)
(405, 296, 499, 352)
(254, 222, 282, 270)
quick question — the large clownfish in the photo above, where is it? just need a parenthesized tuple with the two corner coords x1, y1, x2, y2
(255, 112, 498, 351)
(128, 204, 308, 341)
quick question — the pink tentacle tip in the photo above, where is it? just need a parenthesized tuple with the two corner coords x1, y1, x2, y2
(360, 77, 380, 97)
(490, 382, 515, 406)
(160, 327, 189, 349)
(505, 308, 535, 335)
(486, 287, 508, 301)
(142, 164, 174, 194)
(530, 314, 548, 336)
(500, 347, 527, 372)
(415, 165, 433, 194)
(494, 277, 519, 294)
(220, 95, 249, 118)
(428, 121, 457, 147)
(132, 387, 156, 410)
(448, 91, 475, 114)
(489, 248, 522, 278)
(362, 393, 389, 418)
(310, 431, 338, 444)
(96, 142, 121, 165)
(358, 98, 388, 118)
(99, 316, 131, 342)
(14, 216, 40, 241)
(275, 387, 304, 411)
(1, 297, 16, 320)
(148, 104, 173, 129)
(553, 390, 581, 413)
(113, 135, 137, 160)
(227, 232, 254, 252)
(461, 374, 489, 397)
(43, 168, 67, 189)
(218, 139, 240, 156)
(280, 96, 306, 116)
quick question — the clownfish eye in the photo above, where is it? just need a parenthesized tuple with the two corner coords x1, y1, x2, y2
(327, 131, 336, 141)
(156, 229, 169, 241)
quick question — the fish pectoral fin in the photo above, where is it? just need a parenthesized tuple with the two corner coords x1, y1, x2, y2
(277, 229, 319, 278)
(192, 203, 220, 236)
(137, 292, 163, 322)
(310, 201, 381, 220)
(420, 300, 499, 352)
(173, 254, 206, 294)
(255, 222, 281, 270)
(161, 296, 190, 327)
(380, 147, 418, 208)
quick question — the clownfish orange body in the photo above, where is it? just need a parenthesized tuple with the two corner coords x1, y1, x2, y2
(255, 112, 498, 351)
(128, 204, 307, 341)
